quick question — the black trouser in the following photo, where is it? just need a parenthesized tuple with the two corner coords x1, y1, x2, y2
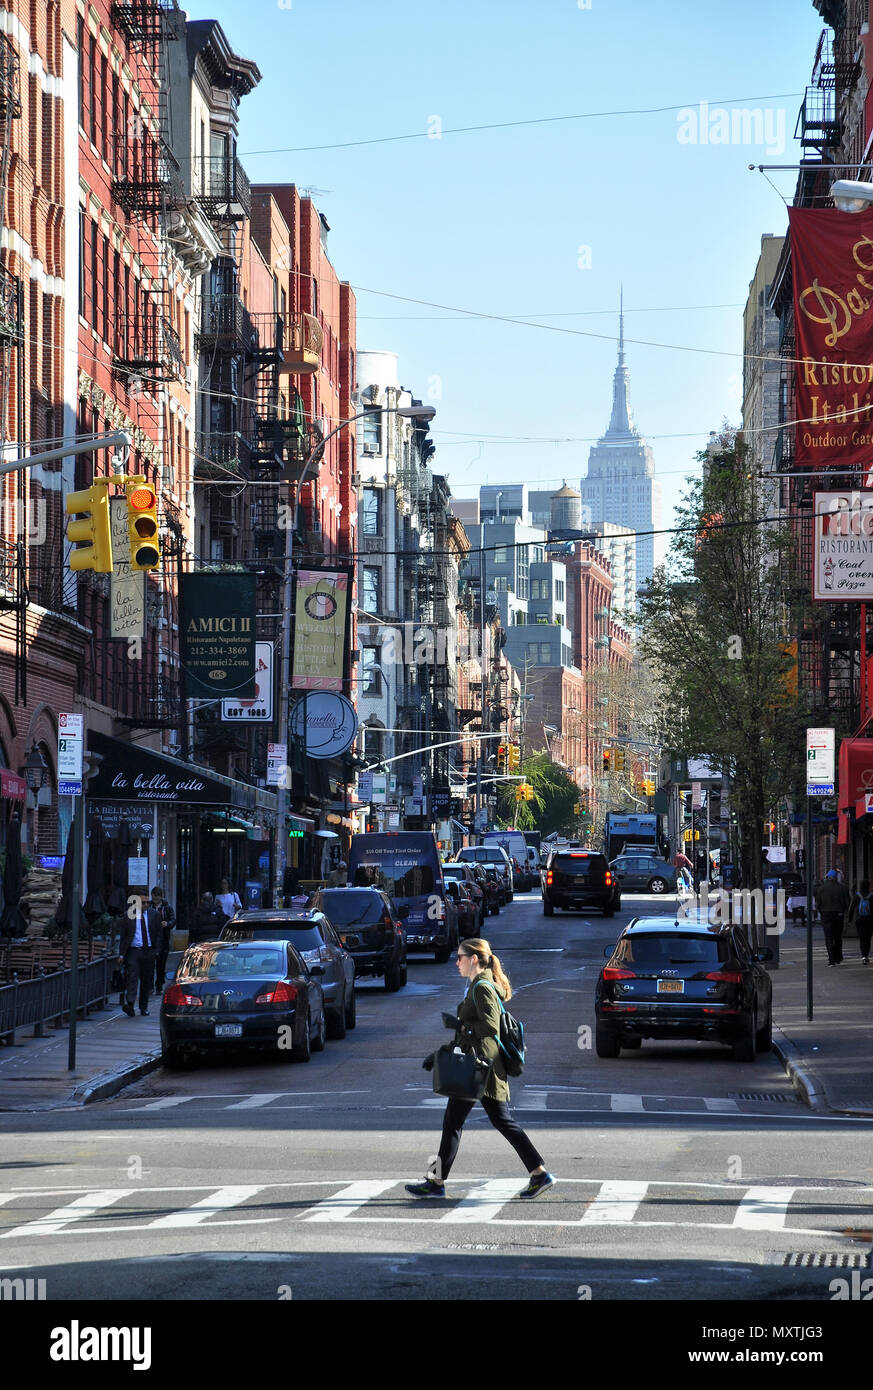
(858, 916, 873, 958)
(434, 1096, 544, 1181)
(124, 947, 156, 1011)
(822, 912, 844, 965)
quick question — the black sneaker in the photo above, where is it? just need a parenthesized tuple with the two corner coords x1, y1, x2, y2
(405, 1179, 446, 1198)
(122, 1004, 135, 1017)
(518, 1172, 555, 1200)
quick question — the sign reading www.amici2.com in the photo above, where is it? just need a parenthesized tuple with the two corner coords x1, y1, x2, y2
(814, 491, 873, 600)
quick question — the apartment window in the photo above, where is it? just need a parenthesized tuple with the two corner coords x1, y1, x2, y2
(89, 220, 98, 329)
(76, 15, 84, 127)
(362, 566, 380, 613)
(99, 54, 108, 162)
(493, 575, 510, 592)
(78, 208, 86, 317)
(562, 644, 572, 666)
(530, 579, 549, 601)
(362, 488, 381, 535)
(362, 647, 382, 695)
(540, 643, 552, 663)
(101, 233, 110, 342)
(493, 546, 508, 565)
(311, 275, 318, 317)
(88, 34, 97, 146)
(361, 407, 381, 455)
(555, 579, 564, 602)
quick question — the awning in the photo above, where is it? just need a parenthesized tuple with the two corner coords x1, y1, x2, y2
(86, 731, 277, 815)
(1, 770, 26, 802)
(838, 736, 873, 843)
(314, 829, 340, 839)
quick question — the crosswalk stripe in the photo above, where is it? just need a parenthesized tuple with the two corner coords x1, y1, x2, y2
(148, 1186, 265, 1229)
(704, 1098, 740, 1112)
(580, 1180, 649, 1224)
(224, 1094, 284, 1110)
(732, 1186, 796, 1230)
(301, 1181, 397, 1221)
(2, 1189, 130, 1238)
(439, 1178, 521, 1223)
(610, 1094, 644, 1112)
(128, 1097, 191, 1111)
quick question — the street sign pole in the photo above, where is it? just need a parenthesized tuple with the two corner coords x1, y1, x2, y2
(805, 793, 813, 1023)
(67, 792, 83, 1070)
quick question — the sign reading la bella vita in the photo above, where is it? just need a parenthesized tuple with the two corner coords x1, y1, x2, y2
(814, 491, 873, 600)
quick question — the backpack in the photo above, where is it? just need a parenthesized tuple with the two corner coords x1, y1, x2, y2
(473, 979, 526, 1077)
(859, 895, 871, 918)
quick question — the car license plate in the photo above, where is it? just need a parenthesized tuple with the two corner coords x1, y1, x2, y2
(657, 980, 684, 994)
(215, 1024, 243, 1037)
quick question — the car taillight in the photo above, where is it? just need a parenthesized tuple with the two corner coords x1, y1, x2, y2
(602, 967, 636, 980)
(255, 981, 298, 1005)
(164, 985, 202, 1008)
(604, 871, 612, 886)
(705, 970, 743, 984)
(546, 871, 553, 886)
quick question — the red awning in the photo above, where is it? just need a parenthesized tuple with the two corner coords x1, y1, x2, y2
(838, 737, 873, 842)
(0, 769, 26, 802)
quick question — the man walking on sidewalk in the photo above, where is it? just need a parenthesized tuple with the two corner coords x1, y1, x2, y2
(815, 869, 850, 966)
(119, 898, 161, 1016)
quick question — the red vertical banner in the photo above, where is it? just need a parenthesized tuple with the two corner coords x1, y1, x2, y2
(789, 205, 873, 468)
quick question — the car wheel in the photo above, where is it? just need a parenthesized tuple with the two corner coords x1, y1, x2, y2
(731, 1007, 757, 1063)
(490, 902, 500, 916)
(292, 1013, 312, 1063)
(621, 1036, 642, 1050)
(595, 1022, 620, 1058)
(543, 901, 555, 916)
(326, 995, 347, 1040)
(648, 877, 668, 894)
(434, 946, 451, 965)
(755, 1008, 773, 1053)
(311, 1007, 326, 1052)
(162, 1048, 193, 1070)
(344, 988, 357, 1029)
(384, 964, 402, 990)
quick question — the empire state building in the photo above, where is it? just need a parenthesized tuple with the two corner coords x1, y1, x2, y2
(580, 302, 663, 600)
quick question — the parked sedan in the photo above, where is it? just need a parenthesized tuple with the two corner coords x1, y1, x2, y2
(445, 878, 479, 937)
(442, 863, 487, 928)
(221, 910, 356, 1037)
(610, 854, 679, 895)
(160, 939, 326, 1067)
(309, 887, 408, 992)
(594, 916, 773, 1060)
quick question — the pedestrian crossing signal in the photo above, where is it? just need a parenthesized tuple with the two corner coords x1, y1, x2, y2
(125, 477, 160, 571)
(65, 479, 113, 572)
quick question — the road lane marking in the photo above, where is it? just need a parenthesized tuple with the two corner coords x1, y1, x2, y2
(439, 1178, 522, 1223)
(148, 1186, 265, 1229)
(732, 1186, 796, 1230)
(518, 1089, 548, 1110)
(301, 1181, 397, 1221)
(610, 1094, 644, 1112)
(224, 1094, 284, 1110)
(2, 1189, 130, 1238)
(580, 1181, 649, 1224)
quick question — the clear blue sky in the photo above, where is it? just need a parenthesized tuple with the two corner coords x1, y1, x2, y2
(190, 0, 823, 528)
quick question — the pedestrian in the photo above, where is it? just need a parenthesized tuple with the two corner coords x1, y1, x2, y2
(189, 892, 223, 944)
(215, 877, 241, 922)
(327, 859, 347, 888)
(406, 937, 554, 1200)
(282, 865, 301, 906)
(814, 869, 850, 966)
(150, 886, 176, 992)
(118, 894, 161, 1016)
(848, 877, 873, 964)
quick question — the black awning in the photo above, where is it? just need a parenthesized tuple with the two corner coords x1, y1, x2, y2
(87, 731, 235, 808)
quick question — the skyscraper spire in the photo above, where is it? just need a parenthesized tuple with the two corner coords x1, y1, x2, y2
(605, 286, 637, 439)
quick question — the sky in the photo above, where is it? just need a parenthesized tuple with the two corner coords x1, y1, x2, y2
(187, 0, 824, 530)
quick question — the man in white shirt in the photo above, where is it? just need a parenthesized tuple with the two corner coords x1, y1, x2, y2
(119, 899, 160, 1017)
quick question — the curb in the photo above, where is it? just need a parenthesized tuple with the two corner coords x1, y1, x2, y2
(772, 1025, 822, 1110)
(75, 1047, 163, 1105)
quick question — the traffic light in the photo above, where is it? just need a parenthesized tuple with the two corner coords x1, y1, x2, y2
(603, 748, 611, 773)
(125, 476, 160, 571)
(573, 802, 581, 815)
(65, 479, 112, 572)
(497, 744, 508, 773)
(643, 778, 656, 796)
(507, 745, 520, 771)
(523, 783, 534, 801)
(515, 784, 524, 802)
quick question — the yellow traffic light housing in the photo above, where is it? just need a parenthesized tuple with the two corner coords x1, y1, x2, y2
(603, 748, 611, 773)
(125, 476, 160, 571)
(65, 479, 113, 572)
(498, 744, 508, 773)
(614, 748, 626, 772)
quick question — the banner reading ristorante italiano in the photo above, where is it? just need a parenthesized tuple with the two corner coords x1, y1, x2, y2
(789, 205, 873, 468)
(291, 569, 351, 692)
(180, 572, 256, 699)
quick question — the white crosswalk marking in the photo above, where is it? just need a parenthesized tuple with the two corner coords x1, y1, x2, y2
(610, 1094, 644, 1112)
(129, 1097, 191, 1111)
(225, 1094, 283, 1110)
(732, 1186, 796, 1230)
(301, 1181, 397, 1222)
(704, 1098, 740, 1112)
(2, 1189, 130, 1238)
(439, 1178, 521, 1223)
(580, 1181, 649, 1224)
(148, 1186, 265, 1229)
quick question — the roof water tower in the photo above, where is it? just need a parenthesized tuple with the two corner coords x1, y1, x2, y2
(550, 482, 582, 533)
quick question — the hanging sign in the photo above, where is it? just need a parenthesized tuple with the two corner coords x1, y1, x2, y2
(109, 496, 145, 639)
(223, 642, 274, 721)
(814, 491, 873, 599)
(291, 570, 351, 692)
(289, 692, 358, 759)
(180, 573, 256, 699)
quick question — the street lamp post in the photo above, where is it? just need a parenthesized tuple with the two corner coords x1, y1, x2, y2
(273, 403, 435, 906)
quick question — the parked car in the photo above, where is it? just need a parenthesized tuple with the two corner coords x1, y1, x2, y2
(482, 830, 533, 890)
(542, 848, 620, 916)
(160, 938, 326, 1067)
(445, 878, 479, 937)
(308, 887, 408, 991)
(594, 915, 774, 1060)
(442, 862, 487, 928)
(220, 910, 356, 1036)
(469, 861, 500, 916)
(482, 865, 508, 907)
(455, 845, 514, 902)
(610, 854, 679, 895)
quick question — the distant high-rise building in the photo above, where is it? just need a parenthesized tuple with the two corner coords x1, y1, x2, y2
(580, 296, 663, 597)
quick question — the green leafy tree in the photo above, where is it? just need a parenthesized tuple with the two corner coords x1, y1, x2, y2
(497, 752, 580, 837)
(635, 429, 809, 895)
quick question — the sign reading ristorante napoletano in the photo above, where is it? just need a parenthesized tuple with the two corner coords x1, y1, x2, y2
(180, 573, 257, 699)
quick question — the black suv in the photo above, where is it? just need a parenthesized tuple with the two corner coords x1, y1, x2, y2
(543, 849, 620, 916)
(595, 915, 774, 1060)
(309, 887, 408, 991)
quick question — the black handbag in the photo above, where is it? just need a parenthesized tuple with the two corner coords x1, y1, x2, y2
(432, 1045, 491, 1101)
(111, 966, 124, 992)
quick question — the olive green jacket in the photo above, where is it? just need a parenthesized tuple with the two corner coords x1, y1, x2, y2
(453, 967, 509, 1102)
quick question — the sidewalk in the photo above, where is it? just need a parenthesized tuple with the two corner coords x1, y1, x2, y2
(770, 921, 873, 1115)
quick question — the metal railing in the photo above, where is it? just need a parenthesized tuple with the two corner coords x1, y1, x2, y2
(194, 155, 252, 221)
(0, 953, 116, 1043)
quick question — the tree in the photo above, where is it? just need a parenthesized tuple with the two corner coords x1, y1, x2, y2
(635, 429, 808, 898)
(497, 752, 580, 837)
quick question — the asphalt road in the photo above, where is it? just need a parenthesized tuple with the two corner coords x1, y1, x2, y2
(2, 890, 872, 1302)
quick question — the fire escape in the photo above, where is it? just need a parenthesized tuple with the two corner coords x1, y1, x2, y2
(0, 35, 26, 704)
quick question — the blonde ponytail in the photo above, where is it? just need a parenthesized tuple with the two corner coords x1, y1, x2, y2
(459, 937, 512, 1001)
(489, 952, 512, 1001)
